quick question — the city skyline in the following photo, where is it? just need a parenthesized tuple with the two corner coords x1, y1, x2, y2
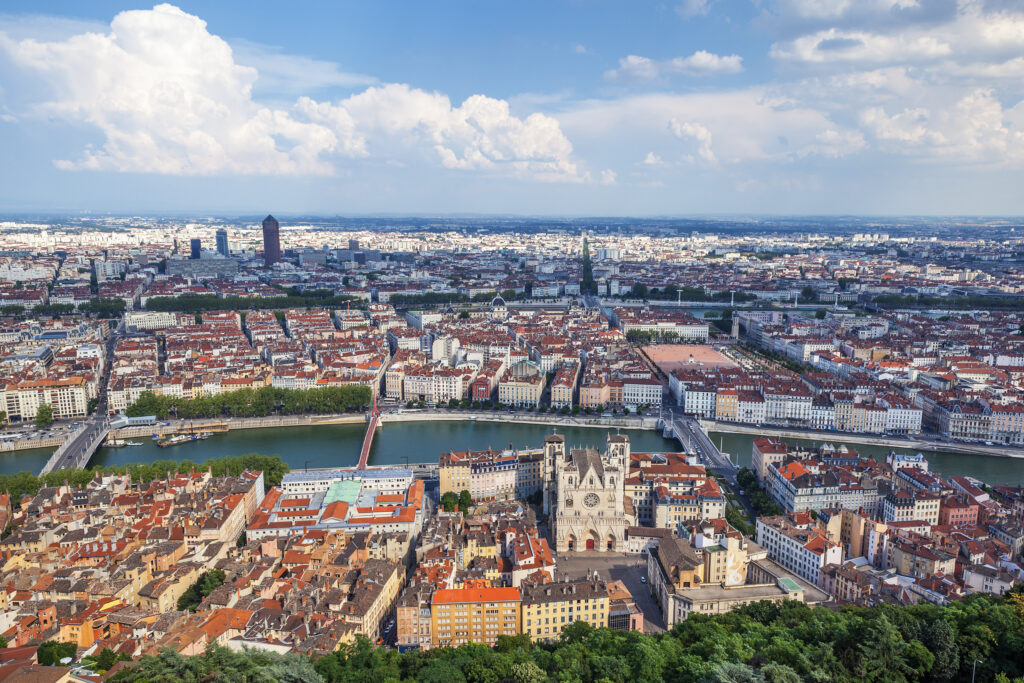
(0, 2, 1022, 216)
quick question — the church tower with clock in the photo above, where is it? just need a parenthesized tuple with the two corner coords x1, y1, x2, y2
(553, 434, 634, 553)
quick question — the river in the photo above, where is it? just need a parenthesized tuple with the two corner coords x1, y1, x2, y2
(87, 421, 678, 471)
(709, 432, 1024, 486)
(3, 421, 1023, 486)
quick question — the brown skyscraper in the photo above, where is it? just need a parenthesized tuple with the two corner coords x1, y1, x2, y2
(262, 214, 281, 266)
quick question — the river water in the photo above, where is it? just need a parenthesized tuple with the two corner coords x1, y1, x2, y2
(87, 421, 677, 471)
(3, 421, 1023, 486)
(710, 432, 1024, 486)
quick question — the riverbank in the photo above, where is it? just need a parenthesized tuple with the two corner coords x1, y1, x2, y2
(380, 411, 659, 430)
(700, 419, 1024, 460)
(0, 435, 63, 452)
(105, 410, 659, 439)
(109, 413, 365, 439)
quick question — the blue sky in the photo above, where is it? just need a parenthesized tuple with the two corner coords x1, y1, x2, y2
(0, 1, 1022, 215)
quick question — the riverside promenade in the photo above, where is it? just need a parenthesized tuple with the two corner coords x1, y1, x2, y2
(0, 434, 64, 452)
(699, 419, 1024, 460)
(380, 410, 659, 430)
(103, 409, 659, 440)
(108, 413, 366, 439)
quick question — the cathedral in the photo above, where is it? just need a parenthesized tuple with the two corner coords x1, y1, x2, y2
(543, 433, 635, 553)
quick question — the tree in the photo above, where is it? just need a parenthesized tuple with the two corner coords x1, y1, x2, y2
(800, 286, 817, 301)
(459, 490, 472, 514)
(708, 661, 763, 682)
(510, 661, 547, 683)
(736, 467, 758, 490)
(921, 618, 959, 681)
(34, 404, 53, 429)
(440, 491, 459, 512)
(176, 569, 227, 612)
(89, 593, 1024, 683)
(83, 647, 130, 673)
(858, 614, 924, 682)
(36, 641, 77, 666)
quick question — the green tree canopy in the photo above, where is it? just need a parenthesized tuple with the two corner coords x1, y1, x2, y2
(34, 404, 54, 429)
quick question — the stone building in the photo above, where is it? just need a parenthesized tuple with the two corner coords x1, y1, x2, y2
(552, 434, 635, 553)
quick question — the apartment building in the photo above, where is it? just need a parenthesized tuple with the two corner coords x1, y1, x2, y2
(430, 587, 521, 648)
(438, 448, 517, 501)
(676, 378, 716, 417)
(3, 376, 90, 420)
(763, 384, 812, 425)
(549, 364, 578, 409)
(886, 538, 956, 579)
(751, 437, 791, 482)
(521, 580, 609, 643)
(736, 390, 766, 424)
(882, 491, 940, 525)
(714, 388, 738, 421)
(125, 311, 194, 331)
(756, 515, 842, 586)
(836, 508, 888, 568)
(622, 374, 662, 408)
(397, 584, 436, 650)
(652, 485, 726, 529)
(498, 360, 544, 408)
(515, 450, 545, 499)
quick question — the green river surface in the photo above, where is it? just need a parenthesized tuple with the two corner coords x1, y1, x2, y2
(2, 421, 1023, 486)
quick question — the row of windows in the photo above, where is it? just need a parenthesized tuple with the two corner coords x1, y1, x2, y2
(436, 605, 516, 612)
(526, 599, 601, 610)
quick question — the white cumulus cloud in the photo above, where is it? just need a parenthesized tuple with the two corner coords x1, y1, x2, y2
(305, 84, 581, 180)
(0, 3, 585, 182)
(860, 89, 1024, 164)
(670, 119, 717, 164)
(604, 50, 743, 82)
(2, 4, 343, 175)
(677, 0, 717, 19)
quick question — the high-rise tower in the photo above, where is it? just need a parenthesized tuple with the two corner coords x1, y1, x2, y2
(215, 228, 229, 257)
(262, 215, 281, 266)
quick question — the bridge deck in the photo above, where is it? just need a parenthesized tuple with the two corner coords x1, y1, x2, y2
(40, 421, 109, 475)
(356, 394, 380, 470)
(664, 413, 738, 482)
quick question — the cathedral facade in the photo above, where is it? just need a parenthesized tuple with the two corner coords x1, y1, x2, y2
(547, 433, 635, 553)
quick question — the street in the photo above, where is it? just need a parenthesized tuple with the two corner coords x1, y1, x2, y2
(558, 552, 665, 634)
(663, 406, 738, 483)
(40, 318, 122, 474)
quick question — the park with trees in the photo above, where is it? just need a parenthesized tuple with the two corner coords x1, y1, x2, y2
(124, 385, 371, 420)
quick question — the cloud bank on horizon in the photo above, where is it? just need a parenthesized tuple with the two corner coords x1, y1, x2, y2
(0, 0, 1022, 214)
